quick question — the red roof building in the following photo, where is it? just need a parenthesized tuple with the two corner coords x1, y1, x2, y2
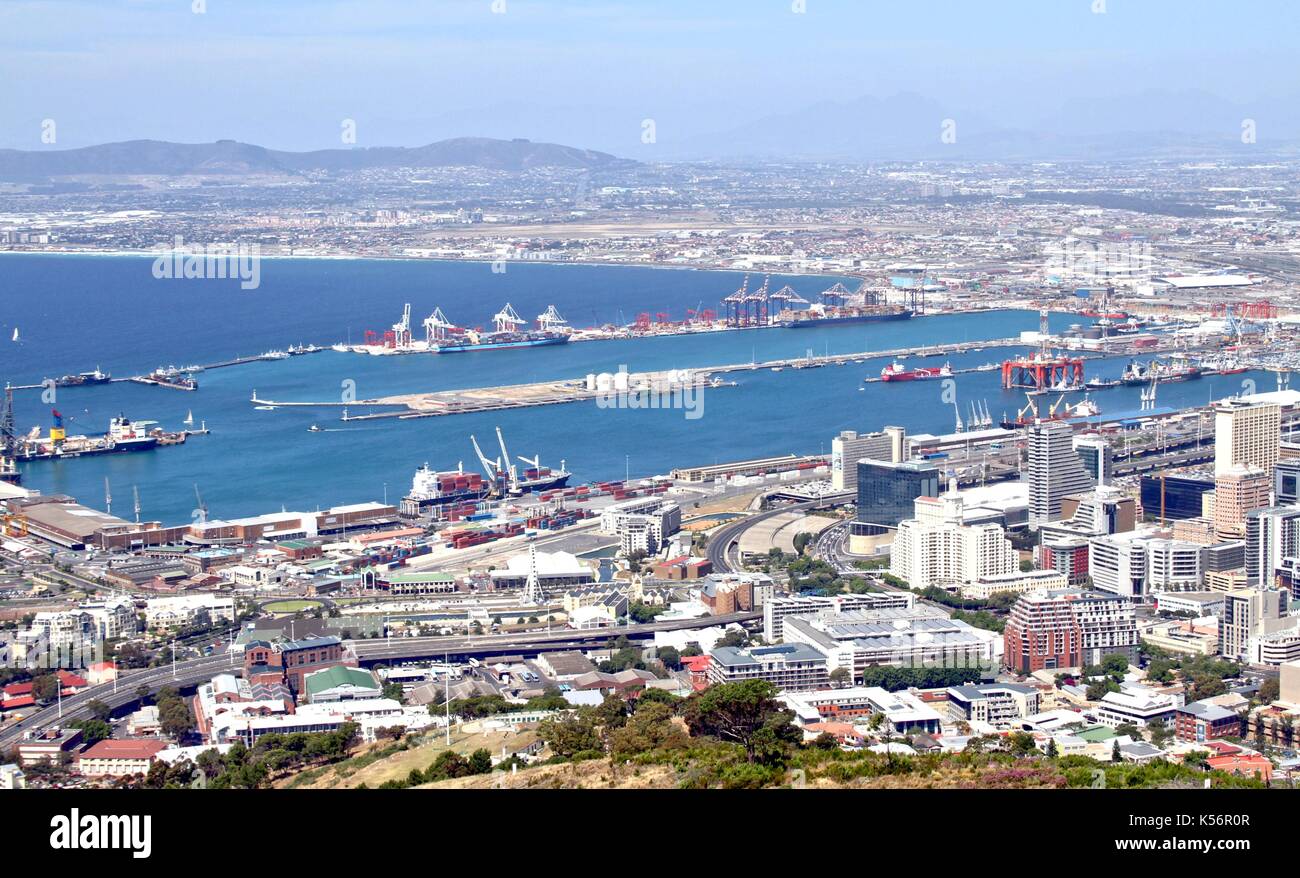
(76, 739, 170, 778)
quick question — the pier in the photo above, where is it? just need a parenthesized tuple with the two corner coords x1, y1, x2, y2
(249, 337, 1031, 421)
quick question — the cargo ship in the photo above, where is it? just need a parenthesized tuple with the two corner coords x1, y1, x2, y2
(399, 464, 491, 516)
(433, 329, 569, 353)
(1120, 359, 1202, 386)
(53, 367, 111, 388)
(1000, 394, 1100, 429)
(132, 366, 198, 391)
(877, 361, 953, 382)
(14, 413, 170, 461)
(780, 306, 914, 328)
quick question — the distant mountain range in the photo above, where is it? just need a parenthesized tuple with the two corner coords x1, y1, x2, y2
(0, 136, 633, 180)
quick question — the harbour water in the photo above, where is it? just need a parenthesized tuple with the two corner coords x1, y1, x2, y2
(0, 254, 1270, 524)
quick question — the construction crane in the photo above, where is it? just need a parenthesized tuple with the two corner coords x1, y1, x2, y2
(133, 485, 141, 524)
(104, 477, 112, 516)
(193, 483, 207, 525)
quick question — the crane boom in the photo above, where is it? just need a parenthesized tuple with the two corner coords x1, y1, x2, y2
(469, 435, 499, 481)
(495, 426, 517, 491)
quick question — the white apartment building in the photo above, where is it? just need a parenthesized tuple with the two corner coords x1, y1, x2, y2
(960, 569, 1068, 601)
(1095, 684, 1182, 728)
(890, 481, 1019, 590)
(144, 593, 237, 630)
(946, 683, 1041, 728)
(599, 497, 681, 556)
(1089, 531, 1203, 599)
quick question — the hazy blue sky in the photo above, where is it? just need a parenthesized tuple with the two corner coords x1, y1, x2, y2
(2, 0, 1296, 155)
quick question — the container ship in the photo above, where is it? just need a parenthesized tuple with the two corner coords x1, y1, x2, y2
(780, 306, 914, 328)
(399, 464, 490, 517)
(877, 361, 953, 382)
(433, 329, 569, 354)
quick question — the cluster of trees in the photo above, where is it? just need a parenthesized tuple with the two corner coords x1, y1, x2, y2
(440, 691, 571, 719)
(627, 602, 665, 624)
(1142, 647, 1241, 700)
(375, 748, 495, 788)
(115, 723, 361, 789)
(153, 687, 196, 740)
(858, 664, 991, 690)
(536, 681, 804, 770)
(1084, 653, 1132, 701)
(784, 556, 849, 596)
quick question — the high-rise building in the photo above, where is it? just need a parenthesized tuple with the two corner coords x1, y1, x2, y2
(1003, 588, 1138, 673)
(1027, 421, 1094, 529)
(1220, 588, 1289, 661)
(1213, 465, 1271, 540)
(1215, 399, 1281, 476)
(830, 427, 903, 491)
(1245, 506, 1300, 590)
(889, 480, 1020, 590)
(1275, 458, 1300, 505)
(853, 459, 939, 536)
(1073, 435, 1112, 485)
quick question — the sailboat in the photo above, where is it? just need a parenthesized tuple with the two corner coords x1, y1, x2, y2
(10, 328, 19, 343)
(183, 410, 195, 427)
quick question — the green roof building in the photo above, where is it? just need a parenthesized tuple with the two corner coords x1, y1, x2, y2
(303, 665, 381, 703)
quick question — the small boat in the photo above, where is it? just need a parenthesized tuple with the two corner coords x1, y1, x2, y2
(1084, 376, 1121, 390)
(11, 328, 19, 343)
(308, 424, 323, 432)
(183, 410, 195, 427)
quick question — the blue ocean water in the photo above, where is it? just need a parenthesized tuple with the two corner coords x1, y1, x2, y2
(0, 255, 1265, 524)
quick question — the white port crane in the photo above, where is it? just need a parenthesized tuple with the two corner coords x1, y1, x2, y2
(392, 303, 412, 347)
(493, 303, 525, 334)
(536, 305, 568, 332)
(423, 306, 455, 343)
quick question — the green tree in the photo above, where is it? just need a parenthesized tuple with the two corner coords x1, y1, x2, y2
(538, 712, 601, 759)
(468, 748, 493, 774)
(87, 699, 112, 723)
(683, 679, 800, 764)
(72, 718, 111, 745)
(30, 673, 59, 703)
(656, 645, 681, 669)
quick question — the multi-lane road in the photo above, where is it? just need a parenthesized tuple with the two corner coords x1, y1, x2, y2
(0, 611, 760, 749)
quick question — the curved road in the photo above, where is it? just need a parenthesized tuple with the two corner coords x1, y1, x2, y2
(0, 611, 760, 749)
(706, 499, 830, 573)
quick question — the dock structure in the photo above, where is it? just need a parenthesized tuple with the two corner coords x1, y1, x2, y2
(250, 337, 1031, 422)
